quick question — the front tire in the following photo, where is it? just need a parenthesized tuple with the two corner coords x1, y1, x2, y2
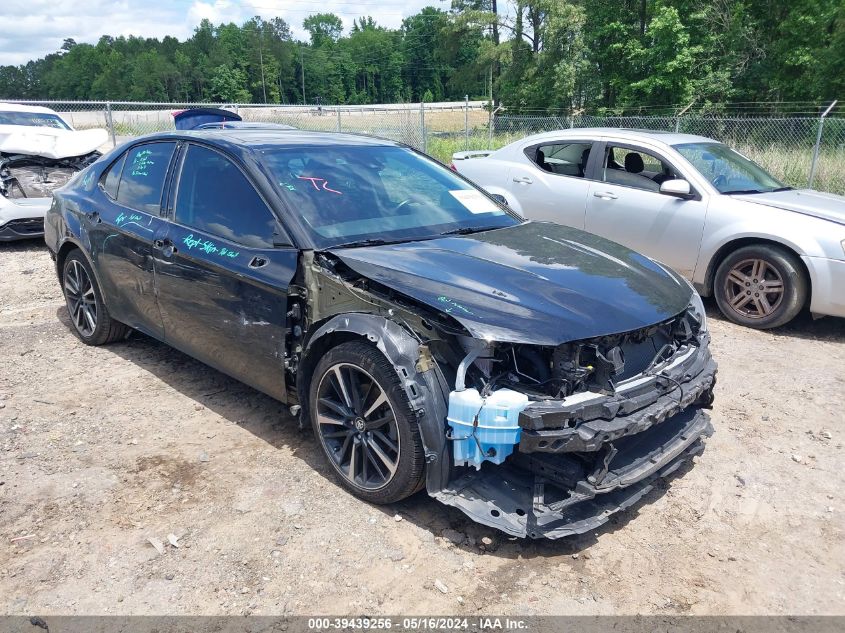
(61, 250, 130, 345)
(309, 341, 425, 504)
(713, 244, 807, 329)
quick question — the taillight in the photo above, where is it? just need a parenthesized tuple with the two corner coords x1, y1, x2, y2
(449, 162, 457, 172)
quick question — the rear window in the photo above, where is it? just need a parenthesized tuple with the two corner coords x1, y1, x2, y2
(116, 142, 176, 214)
(101, 154, 126, 199)
(527, 142, 592, 177)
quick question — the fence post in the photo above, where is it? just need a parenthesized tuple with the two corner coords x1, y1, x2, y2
(336, 107, 341, 133)
(419, 101, 426, 154)
(674, 100, 695, 134)
(105, 101, 116, 148)
(809, 100, 837, 189)
(465, 95, 470, 150)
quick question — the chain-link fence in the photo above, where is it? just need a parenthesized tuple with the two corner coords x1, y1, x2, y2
(5, 100, 845, 195)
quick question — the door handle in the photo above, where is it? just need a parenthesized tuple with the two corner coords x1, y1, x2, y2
(593, 191, 618, 200)
(512, 175, 533, 184)
(248, 256, 268, 269)
(84, 210, 101, 223)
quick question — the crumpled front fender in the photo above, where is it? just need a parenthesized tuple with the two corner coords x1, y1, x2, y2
(301, 313, 453, 492)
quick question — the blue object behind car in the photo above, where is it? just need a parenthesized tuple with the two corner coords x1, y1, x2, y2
(172, 107, 242, 130)
(195, 121, 296, 130)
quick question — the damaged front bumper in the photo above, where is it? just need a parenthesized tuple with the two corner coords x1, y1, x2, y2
(433, 342, 717, 539)
(0, 196, 52, 241)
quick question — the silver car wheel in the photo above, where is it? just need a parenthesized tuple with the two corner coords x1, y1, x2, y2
(723, 257, 785, 319)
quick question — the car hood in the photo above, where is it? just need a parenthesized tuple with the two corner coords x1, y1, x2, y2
(330, 222, 693, 346)
(0, 125, 108, 160)
(732, 189, 845, 226)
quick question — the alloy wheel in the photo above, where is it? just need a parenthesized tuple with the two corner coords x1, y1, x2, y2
(723, 258, 785, 319)
(315, 363, 400, 491)
(64, 259, 98, 337)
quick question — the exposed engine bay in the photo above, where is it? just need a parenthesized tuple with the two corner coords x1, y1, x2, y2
(286, 242, 716, 539)
(0, 152, 100, 199)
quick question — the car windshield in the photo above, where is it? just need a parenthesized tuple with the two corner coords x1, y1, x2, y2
(673, 142, 788, 194)
(0, 111, 71, 130)
(261, 144, 518, 248)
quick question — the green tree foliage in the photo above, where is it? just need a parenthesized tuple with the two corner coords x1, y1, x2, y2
(0, 1, 841, 109)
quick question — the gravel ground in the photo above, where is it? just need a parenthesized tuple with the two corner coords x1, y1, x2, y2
(1, 239, 843, 616)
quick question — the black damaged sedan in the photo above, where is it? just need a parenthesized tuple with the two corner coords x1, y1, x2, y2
(44, 130, 716, 539)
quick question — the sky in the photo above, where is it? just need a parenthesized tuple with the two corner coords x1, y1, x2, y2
(0, 0, 451, 66)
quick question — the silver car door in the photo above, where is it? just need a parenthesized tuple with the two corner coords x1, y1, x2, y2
(585, 142, 707, 278)
(506, 140, 597, 229)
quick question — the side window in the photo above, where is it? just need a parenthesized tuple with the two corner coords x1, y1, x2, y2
(602, 145, 679, 192)
(101, 153, 126, 199)
(527, 142, 592, 178)
(175, 144, 276, 248)
(116, 142, 176, 214)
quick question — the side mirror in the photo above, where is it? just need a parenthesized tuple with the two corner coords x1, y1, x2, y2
(660, 179, 693, 199)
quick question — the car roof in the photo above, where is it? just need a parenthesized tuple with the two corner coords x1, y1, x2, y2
(0, 102, 62, 115)
(135, 129, 402, 151)
(517, 127, 717, 147)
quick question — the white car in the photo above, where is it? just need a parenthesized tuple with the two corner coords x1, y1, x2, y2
(0, 103, 107, 241)
(452, 128, 845, 329)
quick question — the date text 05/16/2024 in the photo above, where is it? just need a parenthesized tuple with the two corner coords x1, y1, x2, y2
(307, 618, 529, 630)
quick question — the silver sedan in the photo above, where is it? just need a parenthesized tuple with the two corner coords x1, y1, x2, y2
(452, 129, 845, 329)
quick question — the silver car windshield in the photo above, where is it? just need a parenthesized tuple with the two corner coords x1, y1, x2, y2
(674, 142, 789, 195)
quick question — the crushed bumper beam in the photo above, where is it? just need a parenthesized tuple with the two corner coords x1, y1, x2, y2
(518, 345, 716, 454)
(434, 407, 713, 539)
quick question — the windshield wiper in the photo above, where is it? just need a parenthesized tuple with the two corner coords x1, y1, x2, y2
(772, 186, 793, 192)
(439, 225, 504, 236)
(722, 189, 765, 195)
(331, 238, 391, 249)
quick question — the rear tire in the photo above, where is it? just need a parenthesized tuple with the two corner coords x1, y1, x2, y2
(713, 244, 807, 329)
(309, 341, 425, 504)
(61, 250, 130, 345)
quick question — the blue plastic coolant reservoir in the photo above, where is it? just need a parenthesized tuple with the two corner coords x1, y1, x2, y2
(447, 388, 530, 469)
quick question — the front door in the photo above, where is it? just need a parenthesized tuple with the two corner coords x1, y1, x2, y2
(585, 143, 707, 279)
(152, 143, 297, 400)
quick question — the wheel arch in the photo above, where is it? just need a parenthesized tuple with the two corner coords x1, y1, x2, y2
(56, 239, 83, 283)
(297, 313, 452, 492)
(701, 237, 811, 307)
(56, 239, 117, 314)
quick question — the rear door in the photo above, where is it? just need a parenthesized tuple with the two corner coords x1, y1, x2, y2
(89, 141, 177, 339)
(585, 142, 707, 278)
(152, 143, 297, 400)
(505, 139, 598, 229)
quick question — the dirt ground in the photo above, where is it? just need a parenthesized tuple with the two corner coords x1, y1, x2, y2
(1, 239, 843, 617)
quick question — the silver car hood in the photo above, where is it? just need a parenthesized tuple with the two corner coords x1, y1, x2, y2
(732, 189, 845, 226)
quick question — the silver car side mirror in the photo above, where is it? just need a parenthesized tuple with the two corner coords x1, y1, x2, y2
(660, 179, 693, 198)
